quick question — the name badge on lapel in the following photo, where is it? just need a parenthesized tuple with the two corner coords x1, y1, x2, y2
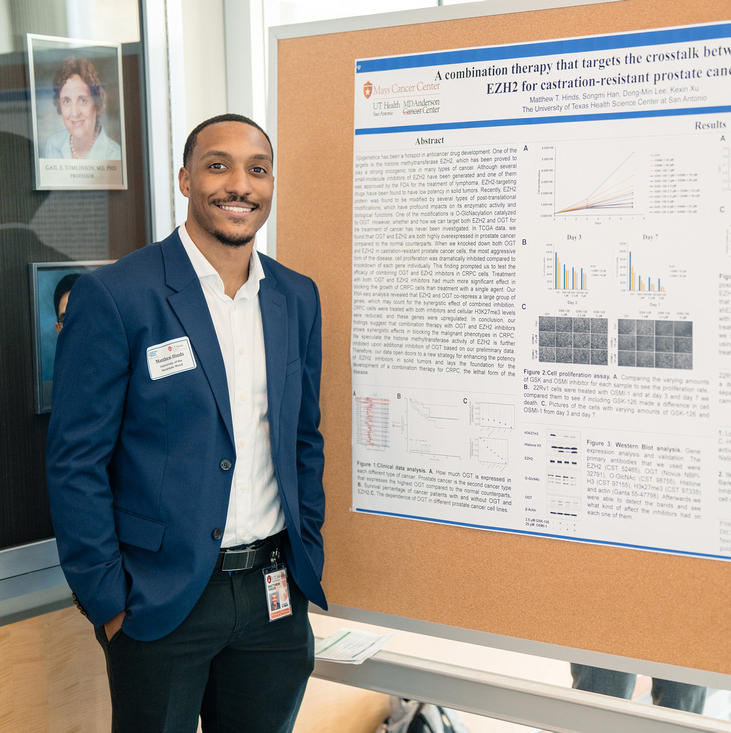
(146, 337, 197, 380)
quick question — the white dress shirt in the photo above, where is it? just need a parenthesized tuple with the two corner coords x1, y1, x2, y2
(179, 224, 285, 547)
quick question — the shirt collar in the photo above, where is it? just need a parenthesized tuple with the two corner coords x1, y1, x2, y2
(178, 223, 265, 301)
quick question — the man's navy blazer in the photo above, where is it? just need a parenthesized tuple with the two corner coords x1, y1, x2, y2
(46, 230, 327, 641)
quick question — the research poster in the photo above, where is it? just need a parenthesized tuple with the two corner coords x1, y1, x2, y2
(351, 22, 731, 560)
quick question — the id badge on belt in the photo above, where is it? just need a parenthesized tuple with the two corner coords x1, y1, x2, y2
(263, 548, 292, 621)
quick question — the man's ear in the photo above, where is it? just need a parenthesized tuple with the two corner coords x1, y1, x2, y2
(178, 167, 190, 198)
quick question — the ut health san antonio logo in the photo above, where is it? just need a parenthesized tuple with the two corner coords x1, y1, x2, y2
(363, 81, 373, 99)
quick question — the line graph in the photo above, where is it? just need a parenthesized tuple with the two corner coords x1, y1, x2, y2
(471, 401, 515, 431)
(473, 437, 509, 465)
(407, 397, 463, 458)
(537, 143, 641, 219)
(556, 152, 634, 214)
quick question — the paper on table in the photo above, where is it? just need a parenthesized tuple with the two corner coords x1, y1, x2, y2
(315, 628, 396, 664)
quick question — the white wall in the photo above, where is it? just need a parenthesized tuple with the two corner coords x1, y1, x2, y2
(180, 0, 227, 134)
(0, 0, 13, 53)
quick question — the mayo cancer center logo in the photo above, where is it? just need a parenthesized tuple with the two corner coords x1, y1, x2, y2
(363, 81, 373, 99)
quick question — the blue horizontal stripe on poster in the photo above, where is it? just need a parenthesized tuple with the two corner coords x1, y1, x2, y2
(355, 104, 731, 136)
(353, 508, 731, 562)
(355, 22, 731, 74)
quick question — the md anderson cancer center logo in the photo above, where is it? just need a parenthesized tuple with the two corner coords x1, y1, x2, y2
(364, 78, 441, 117)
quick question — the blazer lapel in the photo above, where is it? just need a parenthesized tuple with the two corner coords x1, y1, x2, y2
(259, 262, 287, 456)
(161, 233, 235, 444)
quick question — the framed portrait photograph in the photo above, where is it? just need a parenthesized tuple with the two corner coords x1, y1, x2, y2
(30, 261, 112, 414)
(27, 33, 127, 190)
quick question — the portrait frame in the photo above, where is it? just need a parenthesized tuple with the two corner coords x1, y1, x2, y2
(27, 33, 127, 190)
(29, 260, 113, 414)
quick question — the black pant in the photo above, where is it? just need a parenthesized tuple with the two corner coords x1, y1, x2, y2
(95, 558, 314, 732)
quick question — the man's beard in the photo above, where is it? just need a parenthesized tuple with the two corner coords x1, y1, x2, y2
(215, 230, 254, 248)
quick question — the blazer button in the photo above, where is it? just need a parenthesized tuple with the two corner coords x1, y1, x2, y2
(212, 529, 223, 541)
(220, 459, 232, 471)
(71, 592, 88, 617)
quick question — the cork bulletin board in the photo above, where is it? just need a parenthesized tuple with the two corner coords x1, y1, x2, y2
(272, 0, 731, 676)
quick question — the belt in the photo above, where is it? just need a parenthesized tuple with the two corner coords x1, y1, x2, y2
(217, 531, 285, 572)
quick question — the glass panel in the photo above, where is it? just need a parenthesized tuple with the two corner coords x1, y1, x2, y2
(265, 0, 434, 27)
(0, 0, 148, 550)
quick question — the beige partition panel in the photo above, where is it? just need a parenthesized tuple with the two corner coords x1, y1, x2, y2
(0, 606, 389, 731)
(0, 607, 110, 730)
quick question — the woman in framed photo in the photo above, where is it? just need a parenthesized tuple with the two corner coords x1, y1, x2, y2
(44, 56, 121, 160)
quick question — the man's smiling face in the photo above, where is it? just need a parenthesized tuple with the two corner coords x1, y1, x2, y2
(179, 120, 274, 250)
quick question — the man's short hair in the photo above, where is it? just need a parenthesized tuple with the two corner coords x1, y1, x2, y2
(54, 273, 82, 320)
(182, 114, 273, 168)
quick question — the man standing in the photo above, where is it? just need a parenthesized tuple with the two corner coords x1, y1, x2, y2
(46, 114, 327, 732)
